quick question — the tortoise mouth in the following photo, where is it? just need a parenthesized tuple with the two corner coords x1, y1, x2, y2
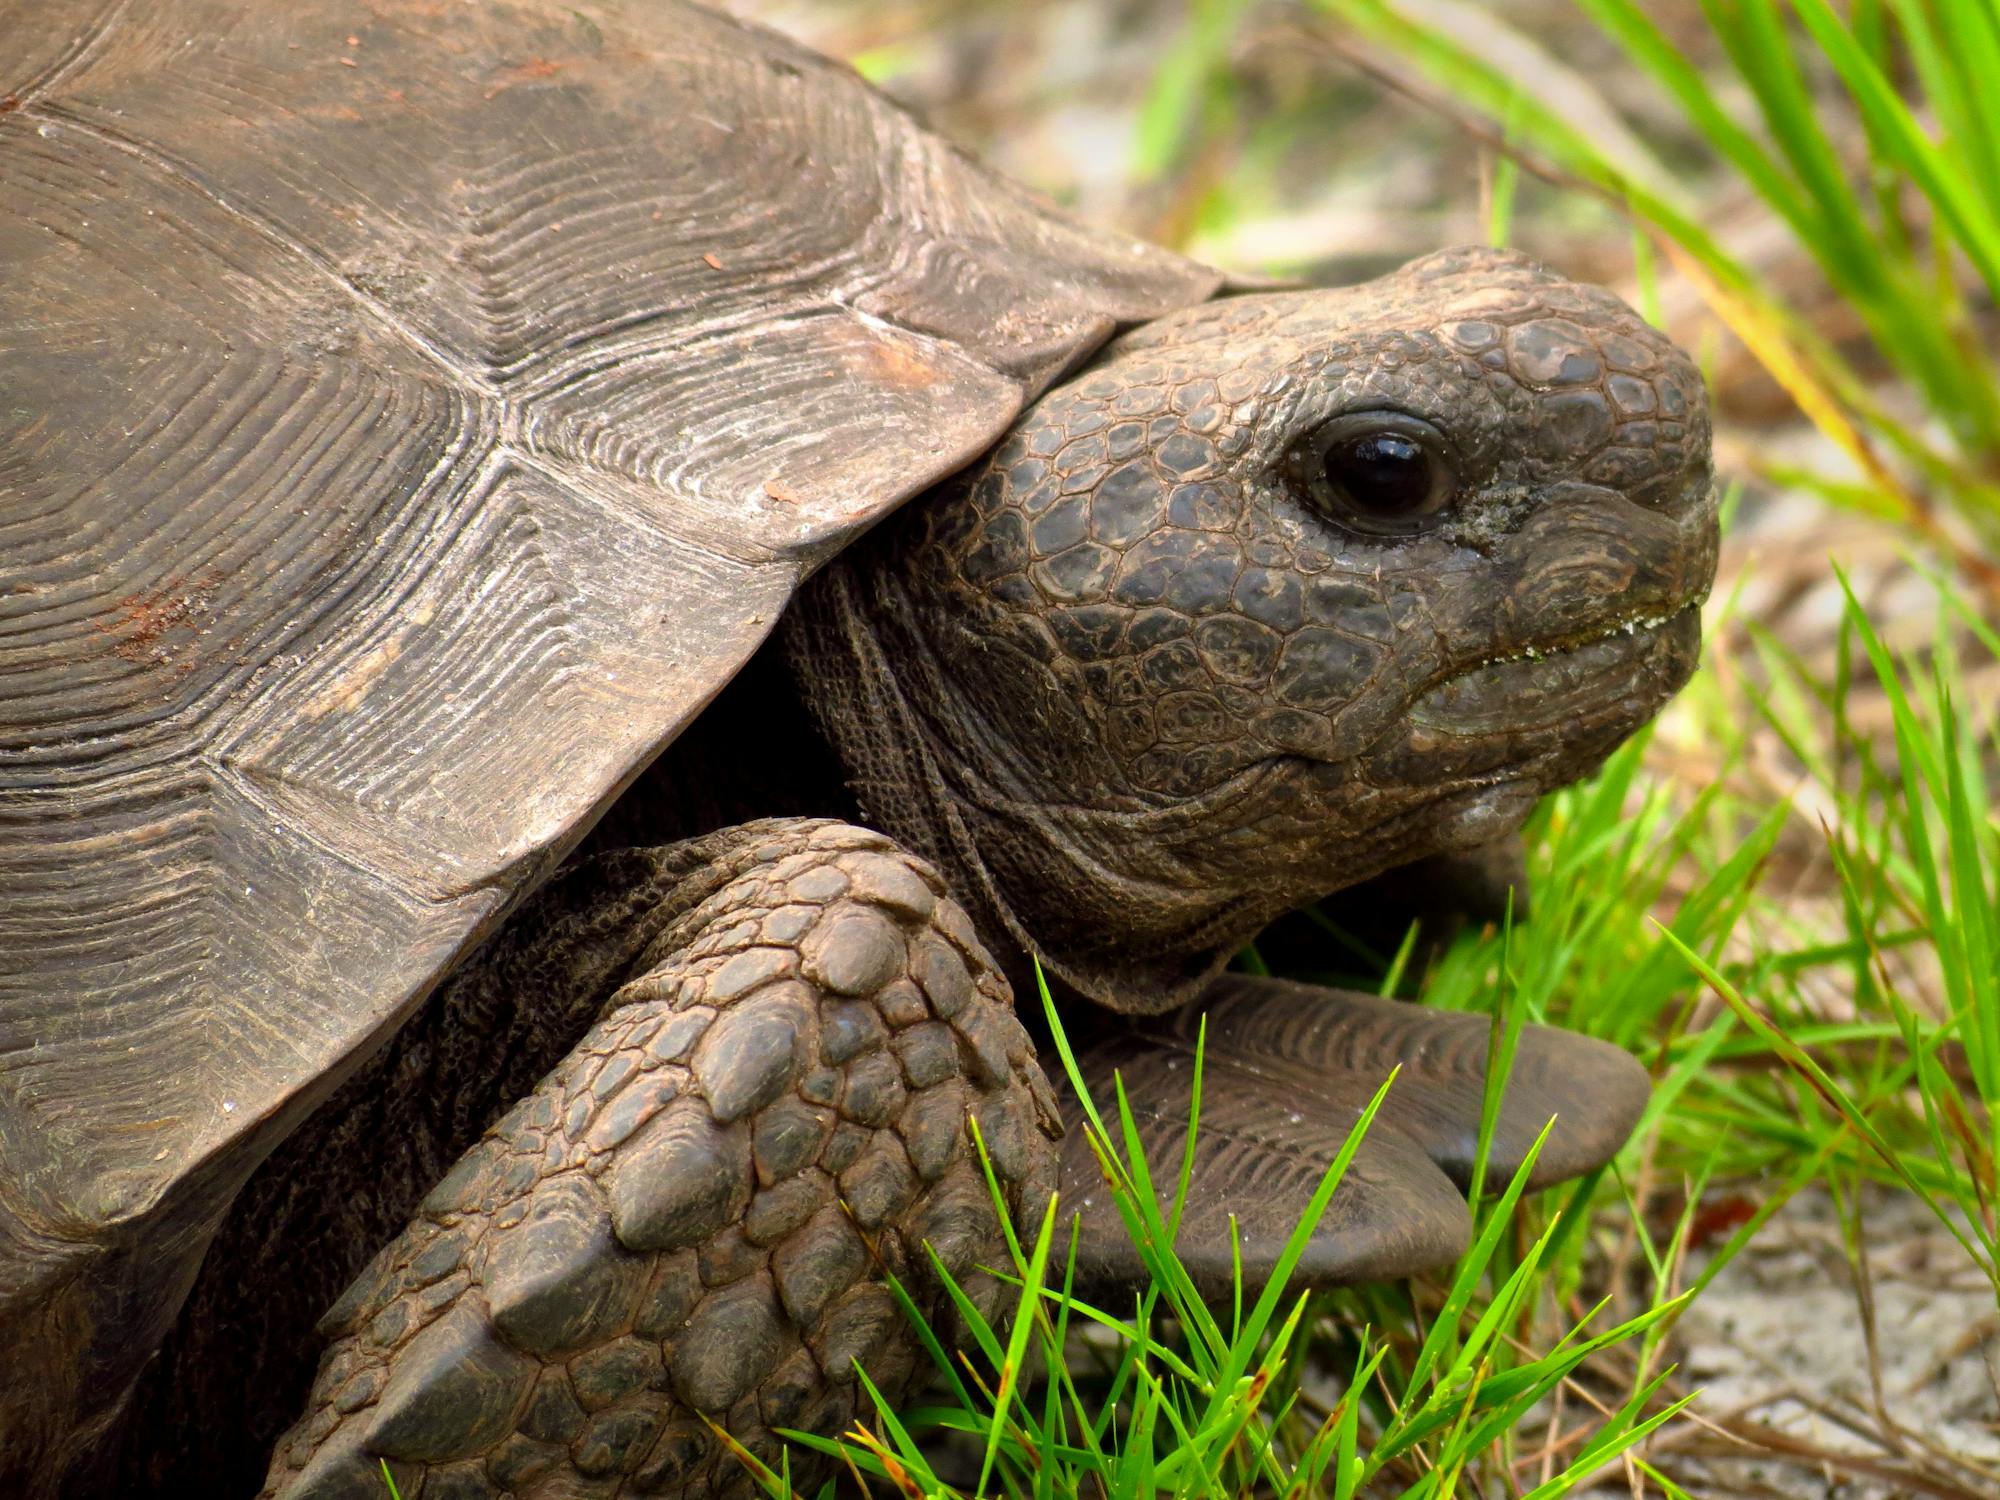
(1407, 602, 1702, 738)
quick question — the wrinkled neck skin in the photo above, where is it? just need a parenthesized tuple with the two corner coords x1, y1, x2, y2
(785, 524, 1563, 1017)
(785, 543, 1330, 1013)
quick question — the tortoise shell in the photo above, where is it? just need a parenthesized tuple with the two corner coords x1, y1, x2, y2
(0, 0, 1216, 1323)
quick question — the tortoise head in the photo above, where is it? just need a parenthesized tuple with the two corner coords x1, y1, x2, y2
(793, 246, 1717, 1012)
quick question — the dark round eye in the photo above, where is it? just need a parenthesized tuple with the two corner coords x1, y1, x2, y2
(1290, 414, 1457, 536)
(1325, 433, 1436, 515)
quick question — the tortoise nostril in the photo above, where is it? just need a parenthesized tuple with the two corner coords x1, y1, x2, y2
(1580, 438, 1711, 511)
(1634, 468, 1714, 514)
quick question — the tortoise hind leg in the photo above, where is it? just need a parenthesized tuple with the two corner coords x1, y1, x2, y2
(260, 819, 1057, 1500)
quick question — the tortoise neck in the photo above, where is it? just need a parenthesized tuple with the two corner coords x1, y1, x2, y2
(783, 524, 1308, 1017)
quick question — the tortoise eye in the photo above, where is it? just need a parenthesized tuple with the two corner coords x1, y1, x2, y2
(1325, 432, 1434, 512)
(1292, 414, 1457, 536)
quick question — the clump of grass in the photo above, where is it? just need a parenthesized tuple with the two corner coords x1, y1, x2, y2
(1759, 578, 1995, 1266)
(741, 978, 1691, 1500)
(1420, 575, 1997, 1274)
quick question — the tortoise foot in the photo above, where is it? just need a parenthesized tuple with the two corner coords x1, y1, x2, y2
(1060, 973, 1649, 1296)
(260, 822, 1059, 1500)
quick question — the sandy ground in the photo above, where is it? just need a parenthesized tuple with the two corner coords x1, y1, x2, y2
(1594, 1188, 1999, 1497)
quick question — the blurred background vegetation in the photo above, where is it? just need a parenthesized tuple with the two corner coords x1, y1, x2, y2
(721, 4, 1998, 1496)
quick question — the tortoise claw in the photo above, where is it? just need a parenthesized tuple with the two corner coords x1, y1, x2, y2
(1055, 974, 1649, 1295)
(1059, 1028, 1471, 1295)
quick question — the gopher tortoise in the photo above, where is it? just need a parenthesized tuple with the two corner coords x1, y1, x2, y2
(0, 0, 1717, 1494)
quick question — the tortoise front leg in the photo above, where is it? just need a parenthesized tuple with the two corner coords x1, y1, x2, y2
(261, 820, 1057, 1500)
